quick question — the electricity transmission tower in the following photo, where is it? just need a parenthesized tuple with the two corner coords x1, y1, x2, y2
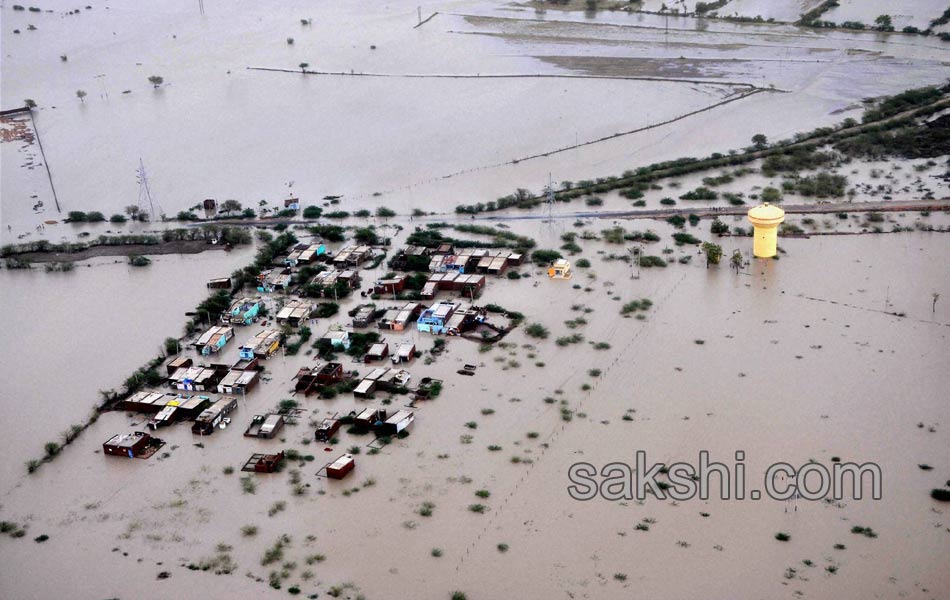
(544, 172, 556, 221)
(136, 159, 163, 221)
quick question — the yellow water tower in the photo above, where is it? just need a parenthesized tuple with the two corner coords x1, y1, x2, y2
(747, 203, 785, 258)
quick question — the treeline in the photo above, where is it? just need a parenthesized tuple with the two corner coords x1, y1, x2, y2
(229, 230, 298, 288)
(835, 114, 950, 159)
(406, 224, 535, 251)
(453, 85, 948, 215)
(799, 3, 950, 38)
(0, 226, 251, 257)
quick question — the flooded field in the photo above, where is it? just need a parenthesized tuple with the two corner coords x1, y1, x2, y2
(0, 246, 254, 485)
(3, 0, 950, 242)
(1, 219, 948, 599)
(1, 1, 949, 599)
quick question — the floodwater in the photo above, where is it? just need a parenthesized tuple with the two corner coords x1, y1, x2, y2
(0, 245, 254, 486)
(3, 0, 950, 243)
(0, 216, 947, 599)
(2, 1, 950, 598)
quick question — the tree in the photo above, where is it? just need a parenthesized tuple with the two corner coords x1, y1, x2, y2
(76, 89, 87, 103)
(933, 293, 941, 314)
(23, 98, 36, 109)
(751, 133, 768, 149)
(148, 75, 164, 88)
(299, 62, 309, 72)
(874, 14, 893, 31)
(701, 242, 723, 267)
(730, 249, 743, 273)
(125, 205, 141, 220)
(710, 218, 730, 236)
(220, 199, 242, 216)
(110, 214, 127, 223)
(353, 227, 380, 245)
(761, 187, 783, 203)
(376, 206, 396, 218)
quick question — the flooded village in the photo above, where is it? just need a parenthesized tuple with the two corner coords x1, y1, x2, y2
(2, 1, 950, 599)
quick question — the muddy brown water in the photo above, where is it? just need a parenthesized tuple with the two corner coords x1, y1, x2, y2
(2, 1, 949, 598)
(1, 215, 947, 599)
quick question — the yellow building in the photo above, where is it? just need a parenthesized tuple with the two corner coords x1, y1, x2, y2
(548, 259, 573, 279)
(747, 203, 785, 258)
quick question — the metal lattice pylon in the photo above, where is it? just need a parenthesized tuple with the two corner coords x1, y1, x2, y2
(136, 159, 163, 221)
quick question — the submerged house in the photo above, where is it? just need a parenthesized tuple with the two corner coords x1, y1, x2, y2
(390, 245, 431, 271)
(332, 244, 372, 268)
(548, 259, 573, 280)
(226, 297, 263, 325)
(326, 453, 355, 479)
(311, 269, 362, 293)
(445, 306, 487, 335)
(191, 397, 238, 435)
(242, 451, 285, 473)
(391, 341, 415, 364)
(365, 342, 389, 363)
(169, 366, 228, 392)
(239, 329, 283, 360)
(379, 409, 414, 436)
(417, 301, 459, 334)
(103, 431, 154, 458)
(320, 329, 350, 351)
(245, 413, 285, 439)
(295, 362, 346, 395)
(275, 299, 314, 327)
(257, 268, 293, 293)
(123, 391, 174, 413)
(373, 276, 407, 296)
(314, 417, 341, 442)
(285, 242, 326, 267)
(217, 368, 259, 395)
(207, 277, 232, 290)
(377, 302, 422, 331)
(175, 395, 212, 420)
(194, 325, 234, 356)
(166, 356, 192, 377)
(353, 367, 410, 398)
(351, 305, 376, 328)
(420, 273, 485, 300)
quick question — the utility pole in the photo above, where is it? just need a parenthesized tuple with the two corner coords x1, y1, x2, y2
(198, 0, 204, 15)
(418, 6, 422, 25)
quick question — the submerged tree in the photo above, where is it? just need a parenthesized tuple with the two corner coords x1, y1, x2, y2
(148, 75, 164, 88)
(701, 242, 723, 267)
(76, 89, 87, 103)
(299, 62, 309, 73)
(730, 249, 743, 274)
(933, 292, 940, 314)
(751, 133, 768, 149)
(874, 14, 893, 31)
(220, 199, 242, 216)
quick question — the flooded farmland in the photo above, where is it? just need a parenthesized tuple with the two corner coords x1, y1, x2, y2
(2, 1, 949, 599)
